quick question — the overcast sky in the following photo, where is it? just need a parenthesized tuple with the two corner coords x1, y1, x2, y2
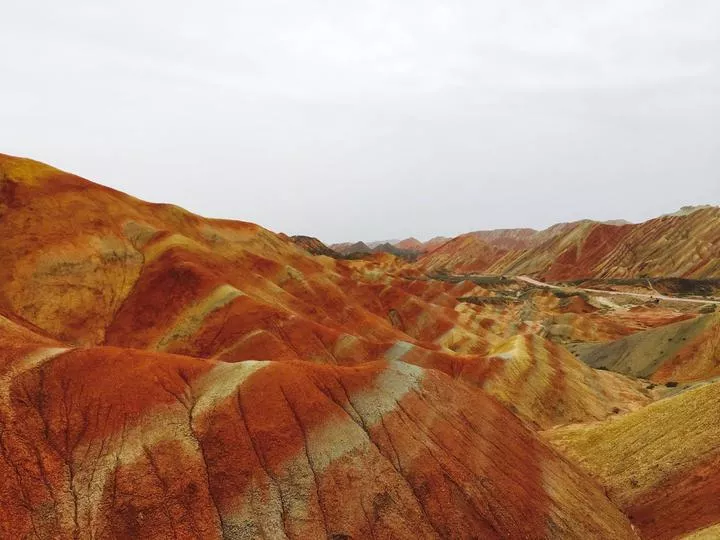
(1, 1, 718, 243)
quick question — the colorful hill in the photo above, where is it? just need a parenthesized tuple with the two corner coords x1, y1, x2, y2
(0, 335, 639, 538)
(572, 313, 720, 383)
(394, 237, 424, 251)
(423, 236, 451, 252)
(2, 151, 720, 537)
(413, 210, 720, 279)
(545, 381, 720, 539)
(288, 235, 342, 258)
(0, 152, 652, 537)
(330, 241, 372, 255)
(482, 334, 651, 429)
(414, 234, 507, 273)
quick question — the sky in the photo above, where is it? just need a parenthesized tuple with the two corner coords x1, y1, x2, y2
(1, 1, 719, 243)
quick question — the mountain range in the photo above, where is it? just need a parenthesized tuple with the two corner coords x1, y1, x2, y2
(1, 152, 719, 539)
(329, 208, 719, 280)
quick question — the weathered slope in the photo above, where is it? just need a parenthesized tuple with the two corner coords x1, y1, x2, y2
(575, 314, 720, 382)
(415, 234, 507, 273)
(0, 152, 314, 346)
(488, 221, 619, 279)
(288, 235, 341, 258)
(468, 228, 538, 250)
(2, 154, 497, 364)
(494, 209, 720, 280)
(330, 241, 372, 255)
(545, 381, 720, 539)
(482, 334, 650, 429)
(394, 237, 424, 251)
(418, 208, 720, 280)
(682, 524, 720, 539)
(591, 207, 720, 278)
(0, 339, 638, 539)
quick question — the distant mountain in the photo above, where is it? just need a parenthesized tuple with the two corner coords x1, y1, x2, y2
(330, 240, 372, 255)
(371, 242, 419, 261)
(466, 228, 538, 251)
(601, 219, 631, 226)
(423, 236, 451, 252)
(367, 238, 401, 249)
(414, 234, 507, 273)
(416, 208, 720, 279)
(289, 235, 341, 258)
(394, 237, 424, 251)
(331, 239, 421, 260)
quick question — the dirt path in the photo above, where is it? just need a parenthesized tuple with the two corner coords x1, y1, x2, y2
(516, 275, 720, 305)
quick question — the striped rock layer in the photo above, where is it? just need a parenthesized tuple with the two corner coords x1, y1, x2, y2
(416, 210, 720, 280)
(545, 381, 720, 539)
(2, 152, 719, 538)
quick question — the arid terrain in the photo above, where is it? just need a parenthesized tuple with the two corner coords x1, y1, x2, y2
(1, 153, 719, 539)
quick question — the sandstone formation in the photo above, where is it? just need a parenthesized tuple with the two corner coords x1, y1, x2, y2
(545, 381, 720, 539)
(288, 236, 342, 259)
(574, 313, 720, 383)
(2, 152, 720, 538)
(413, 210, 720, 280)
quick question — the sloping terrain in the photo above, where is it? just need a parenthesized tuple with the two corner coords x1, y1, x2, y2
(545, 381, 720, 539)
(482, 334, 650, 429)
(414, 234, 508, 273)
(0, 153, 651, 538)
(330, 241, 372, 255)
(394, 237, 424, 251)
(467, 228, 538, 251)
(0, 329, 640, 538)
(423, 236, 451, 251)
(573, 313, 720, 383)
(287, 235, 341, 258)
(414, 209, 720, 280)
(3, 151, 720, 538)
